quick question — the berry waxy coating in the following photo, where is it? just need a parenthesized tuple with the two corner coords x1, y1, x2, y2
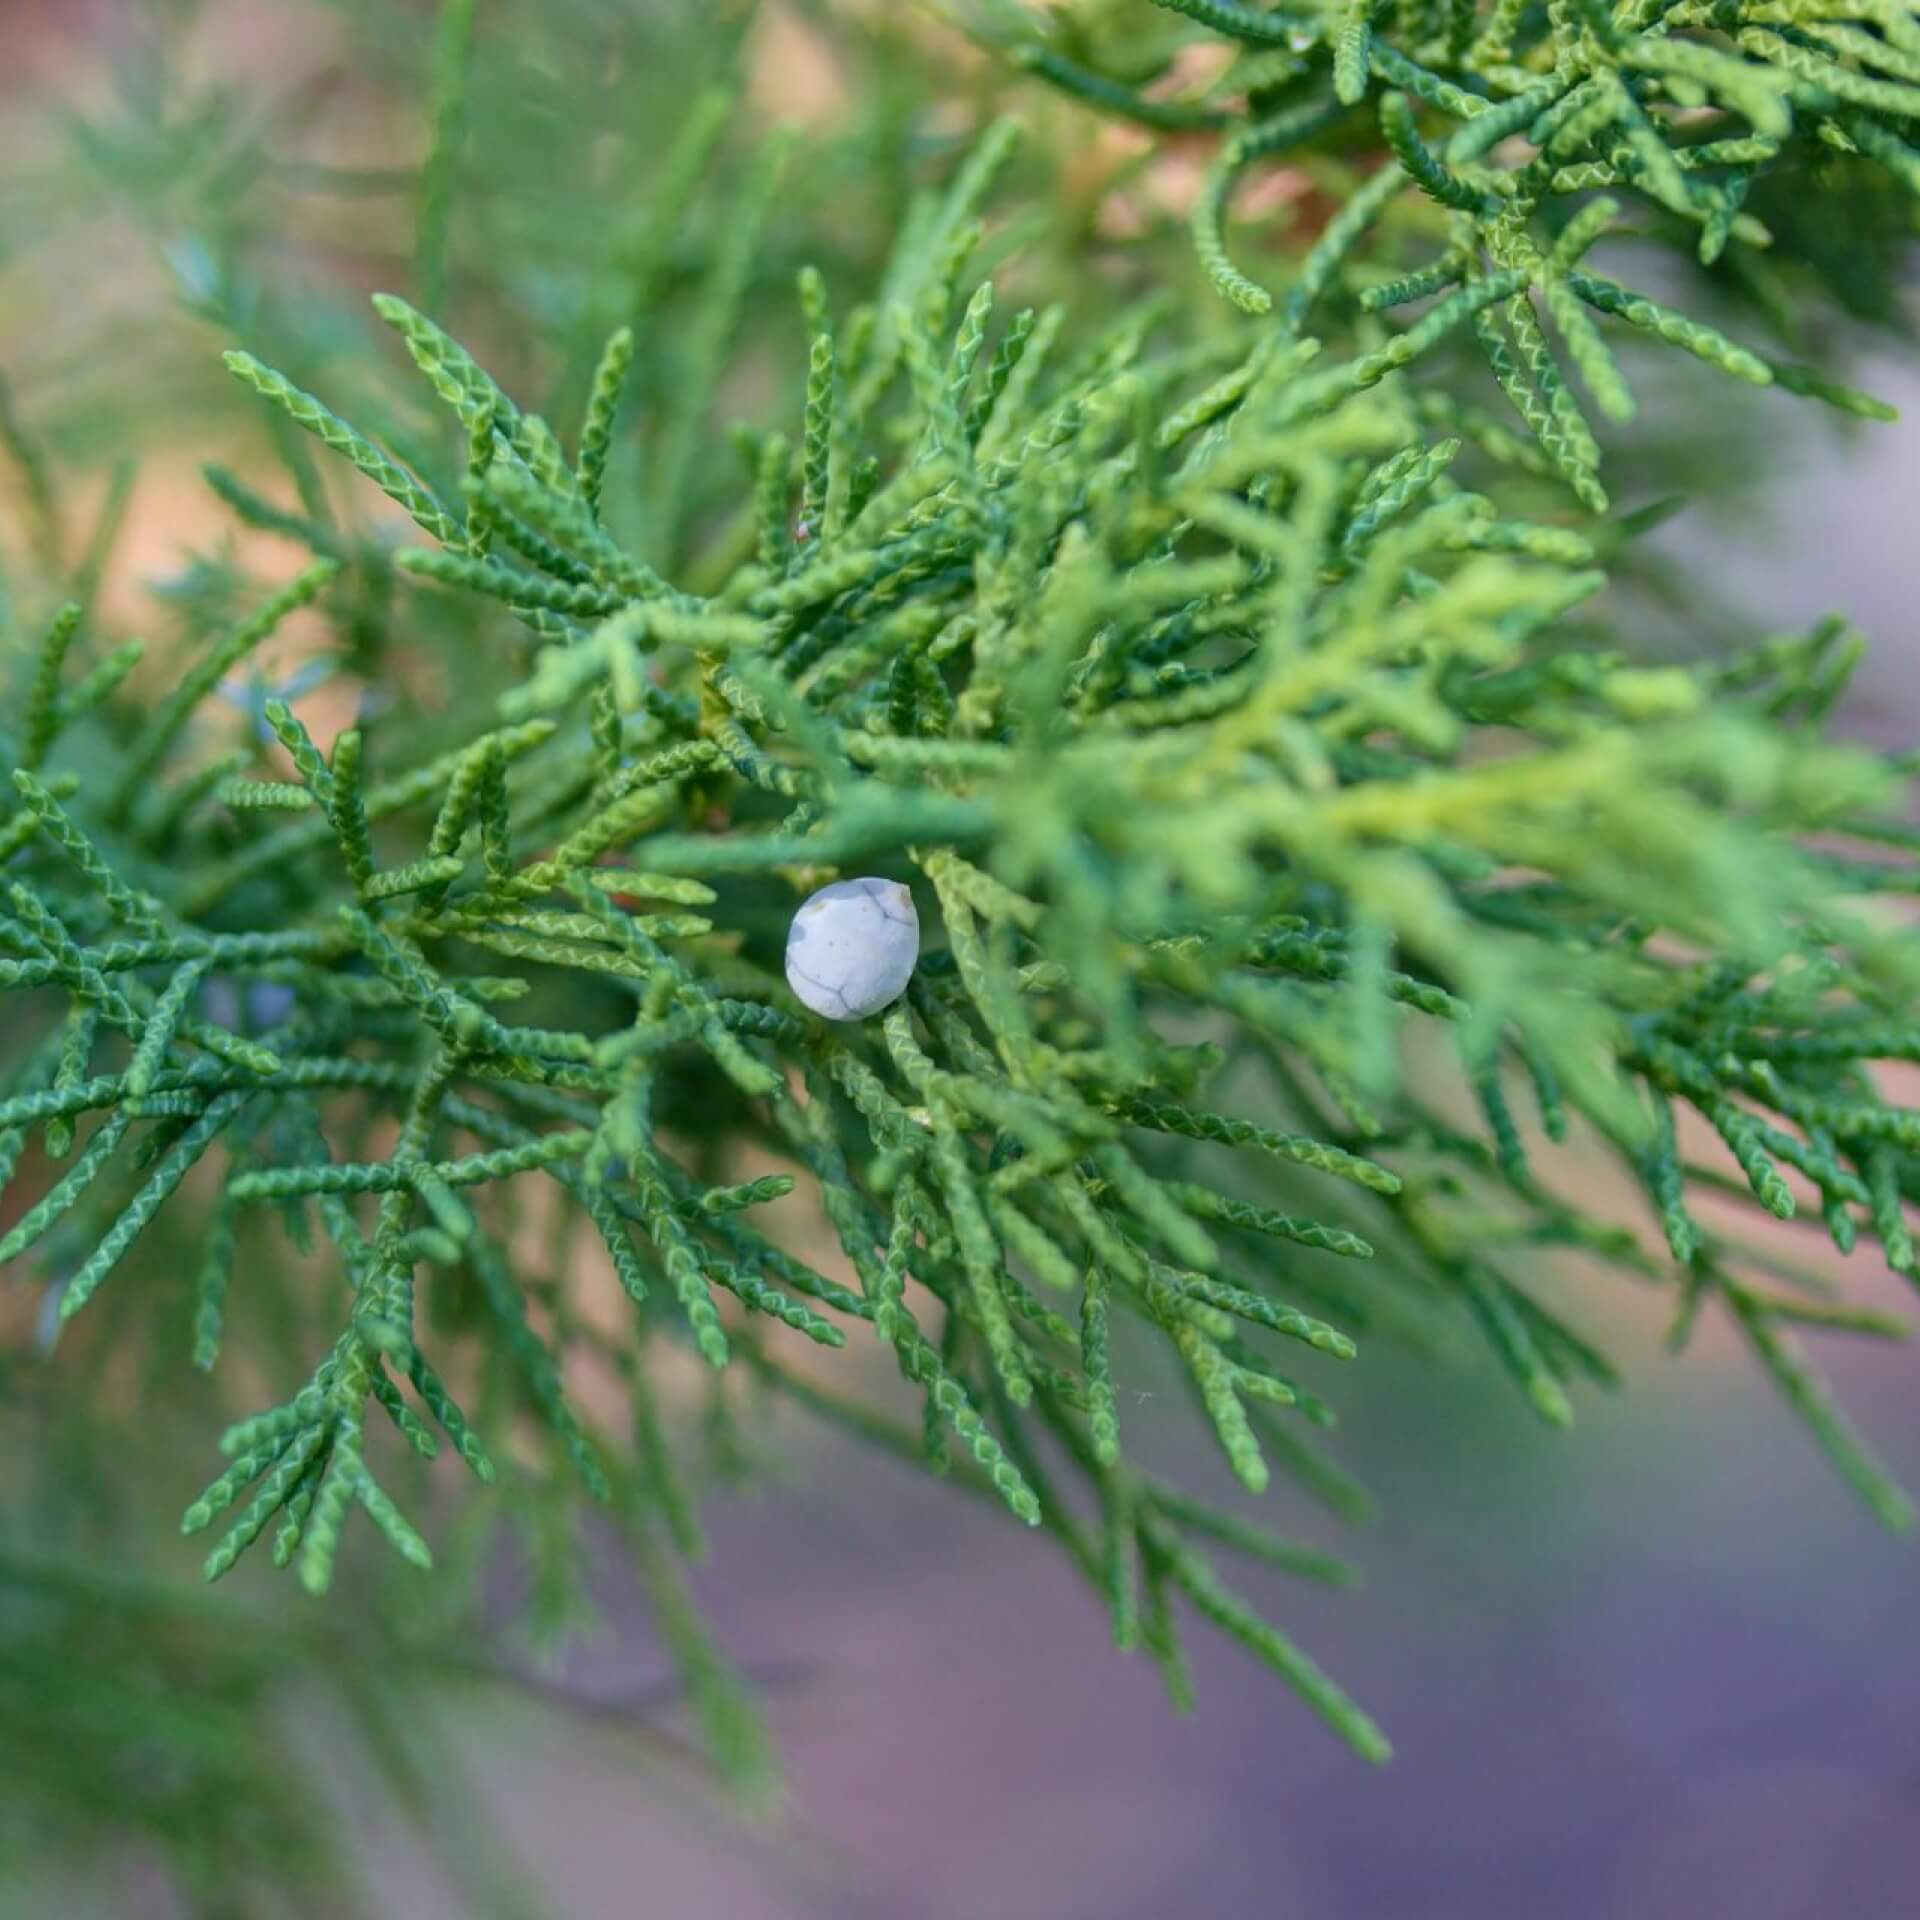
(784, 877, 920, 1021)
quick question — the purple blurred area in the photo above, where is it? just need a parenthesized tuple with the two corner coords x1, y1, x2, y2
(449, 1273, 1920, 1920)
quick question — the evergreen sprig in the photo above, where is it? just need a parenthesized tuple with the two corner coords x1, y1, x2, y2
(2, 105, 1916, 1779)
(985, 0, 1917, 499)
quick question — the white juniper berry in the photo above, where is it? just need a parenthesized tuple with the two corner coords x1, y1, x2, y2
(784, 877, 920, 1021)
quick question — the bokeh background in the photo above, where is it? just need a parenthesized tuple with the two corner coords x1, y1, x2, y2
(3, 3, 1917, 1915)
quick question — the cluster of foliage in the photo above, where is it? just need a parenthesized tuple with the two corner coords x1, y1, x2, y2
(3, 0, 1918, 1849)
(985, 0, 1920, 395)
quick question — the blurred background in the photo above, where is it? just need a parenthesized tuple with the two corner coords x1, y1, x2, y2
(2, 2, 1917, 1915)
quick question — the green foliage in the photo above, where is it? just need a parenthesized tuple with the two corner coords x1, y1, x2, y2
(981, 0, 1918, 499)
(2, 0, 1918, 1821)
(0, 1532, 670, 1920)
